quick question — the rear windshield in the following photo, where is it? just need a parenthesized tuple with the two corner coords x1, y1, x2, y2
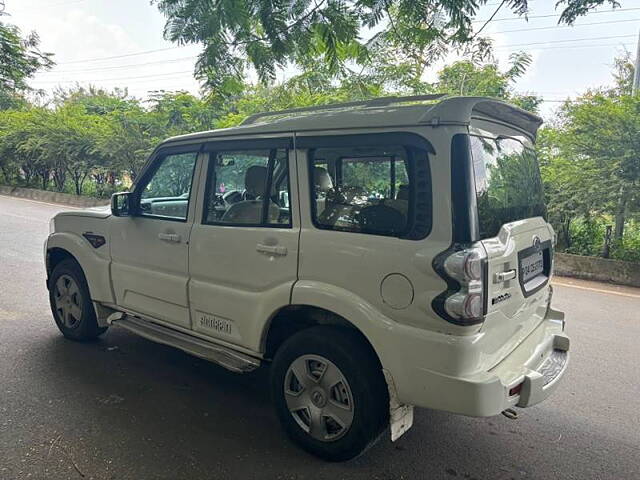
(470, 135, 546, 239)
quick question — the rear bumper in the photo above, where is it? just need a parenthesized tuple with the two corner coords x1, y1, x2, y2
(515, 341, 569, 408)
(386, 307, 569, 417)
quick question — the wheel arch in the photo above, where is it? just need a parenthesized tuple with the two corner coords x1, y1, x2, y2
(263, 305, 381, 363)
(46, 232, 114, 304)
(262, 281, 394, 373)
(46, 247, 77, 278)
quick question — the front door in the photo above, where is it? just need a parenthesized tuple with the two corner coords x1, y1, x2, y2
(188, 138, 299, 352)
(110, 147, 202, 330)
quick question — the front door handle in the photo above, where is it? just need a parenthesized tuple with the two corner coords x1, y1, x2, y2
(494, 269, 516, 283)
(256, 243, 287, 256)
(158, 232, 181, 243)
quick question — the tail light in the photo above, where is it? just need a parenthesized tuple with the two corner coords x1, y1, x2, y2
(432, 243, 488, 325)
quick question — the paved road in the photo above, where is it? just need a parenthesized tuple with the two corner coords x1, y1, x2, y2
(1, 194, 639, 480)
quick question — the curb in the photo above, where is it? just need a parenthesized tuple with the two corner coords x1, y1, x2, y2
(554, 252, 640, 288)
(0, 185, 109, 208)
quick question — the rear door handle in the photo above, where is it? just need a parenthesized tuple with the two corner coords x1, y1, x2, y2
(158, 232, 181, 243)
(256, 243, 287, 256)
(495, 269, 516, 283)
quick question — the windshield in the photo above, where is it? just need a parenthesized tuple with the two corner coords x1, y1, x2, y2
(470, 135, 546, 239)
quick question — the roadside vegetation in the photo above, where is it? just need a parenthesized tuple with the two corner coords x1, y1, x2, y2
(1, 1, 638, 262)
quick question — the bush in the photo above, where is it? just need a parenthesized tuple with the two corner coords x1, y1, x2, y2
(562, 217, 640, 263)
(565, 218, 607, 257)
(611, 221, 640, 262)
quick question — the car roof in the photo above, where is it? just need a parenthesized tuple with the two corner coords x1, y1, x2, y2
(161, 95, 543, 147)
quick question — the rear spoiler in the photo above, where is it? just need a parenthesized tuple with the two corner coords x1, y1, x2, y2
(420, 97, 543, 140)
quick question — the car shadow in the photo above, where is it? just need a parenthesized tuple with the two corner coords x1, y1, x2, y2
(24, 327, 631, 480)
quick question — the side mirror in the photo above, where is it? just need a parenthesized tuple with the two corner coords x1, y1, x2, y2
(111, 192, 132, 217)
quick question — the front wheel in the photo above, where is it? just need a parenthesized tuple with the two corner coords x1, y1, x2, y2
(270, 326, 389, 461)
(49, 259, 107, 341)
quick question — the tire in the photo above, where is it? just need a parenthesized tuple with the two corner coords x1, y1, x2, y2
(270, 326, 389, 461)
(48, 258, 107, 341)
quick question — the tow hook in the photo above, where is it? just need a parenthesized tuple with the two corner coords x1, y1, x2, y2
(502, 408, 519, 420)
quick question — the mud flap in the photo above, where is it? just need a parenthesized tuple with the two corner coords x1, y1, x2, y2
(383, 370, 414, 441)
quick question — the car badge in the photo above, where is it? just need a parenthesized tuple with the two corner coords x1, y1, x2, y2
(532, 235, 541, 250)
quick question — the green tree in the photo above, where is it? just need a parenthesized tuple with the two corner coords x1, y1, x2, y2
(538, 51, 639, 257)
(559, 93, 640, 241)
(0, 21, 53, 109)
(153, 0, 622, 94)
(436, 53, 541, 112)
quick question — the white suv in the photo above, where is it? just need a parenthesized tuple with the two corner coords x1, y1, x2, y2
(45, 95, 569, 461)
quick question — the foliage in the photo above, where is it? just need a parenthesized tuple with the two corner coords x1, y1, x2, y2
(0, 21, 53, 109)
(153, 0, 622, 95)
(565, 217, 640, 262)
(436, 53, 541, 112)
(0, 54, 537, 199)
(0, 88, 216, 196)
(537, 52, 639, 260)
(545, 91, 640, 243)
(565, 217, 608, 256)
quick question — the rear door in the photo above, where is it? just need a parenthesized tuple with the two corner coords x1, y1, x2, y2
(295, 131, 446, 334)
(468, 129, 554, 355)
(187, 137, 299, 352)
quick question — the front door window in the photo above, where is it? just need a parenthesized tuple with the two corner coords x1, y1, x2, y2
(139, 152, 198, 220)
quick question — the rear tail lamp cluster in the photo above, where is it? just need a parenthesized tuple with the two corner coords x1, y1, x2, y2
(433, 243, 488, 325)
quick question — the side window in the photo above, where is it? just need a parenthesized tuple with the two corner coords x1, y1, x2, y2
(309, 141, 431, 239)
(139, 152, 198, 221)
(203, 148, 291, 226)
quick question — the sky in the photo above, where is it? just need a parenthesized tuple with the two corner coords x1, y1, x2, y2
(3, 0, 639, 119)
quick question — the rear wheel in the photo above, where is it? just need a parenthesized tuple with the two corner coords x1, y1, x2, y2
(49, 259, 107, 341)
(270, 326, 389, 461)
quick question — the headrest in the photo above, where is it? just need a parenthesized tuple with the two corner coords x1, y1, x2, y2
(396, 184, 409, 201)
(314, 167, 333, 193)
(245, 165, 267, 197)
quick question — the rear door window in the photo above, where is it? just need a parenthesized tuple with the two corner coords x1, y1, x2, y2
(470, 135, 546, 239)
(202, 148, 291, 226)
(307, 135, 432, 239)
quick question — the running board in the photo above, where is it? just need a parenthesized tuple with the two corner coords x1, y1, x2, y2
(114, 316, 260, 373)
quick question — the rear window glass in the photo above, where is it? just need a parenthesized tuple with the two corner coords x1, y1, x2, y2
(309, 142, 431, 239)
(470, 135, 546, 239)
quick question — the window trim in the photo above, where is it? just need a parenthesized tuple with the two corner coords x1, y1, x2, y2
(201, 142, 293, 229)
(304, 132, 434, 240)
(450, 134, 479, 244)
(132, 146, 202, 223)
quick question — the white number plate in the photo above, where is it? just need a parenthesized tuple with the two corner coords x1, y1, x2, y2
(521, 250, 544, 283)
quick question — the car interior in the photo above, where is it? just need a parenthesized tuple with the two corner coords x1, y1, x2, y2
(311, 145, 411, 236)
(135, 146, 412, 236)
(204, 150, 291, 225)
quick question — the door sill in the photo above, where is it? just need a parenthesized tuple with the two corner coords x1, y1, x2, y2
(114, 315, 261, 373)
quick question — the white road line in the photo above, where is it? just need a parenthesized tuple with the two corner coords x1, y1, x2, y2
(552, 280, 640, 299)
(0, 194, 83, 209)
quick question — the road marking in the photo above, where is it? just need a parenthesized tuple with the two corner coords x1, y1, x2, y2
(0, 194, 83, 209)
(552, 280, 640, 299)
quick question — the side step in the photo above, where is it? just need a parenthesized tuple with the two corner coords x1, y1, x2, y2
(114, 316, 260, 373)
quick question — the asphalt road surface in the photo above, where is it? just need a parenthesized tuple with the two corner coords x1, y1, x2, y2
(1, 194, 639, 480)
